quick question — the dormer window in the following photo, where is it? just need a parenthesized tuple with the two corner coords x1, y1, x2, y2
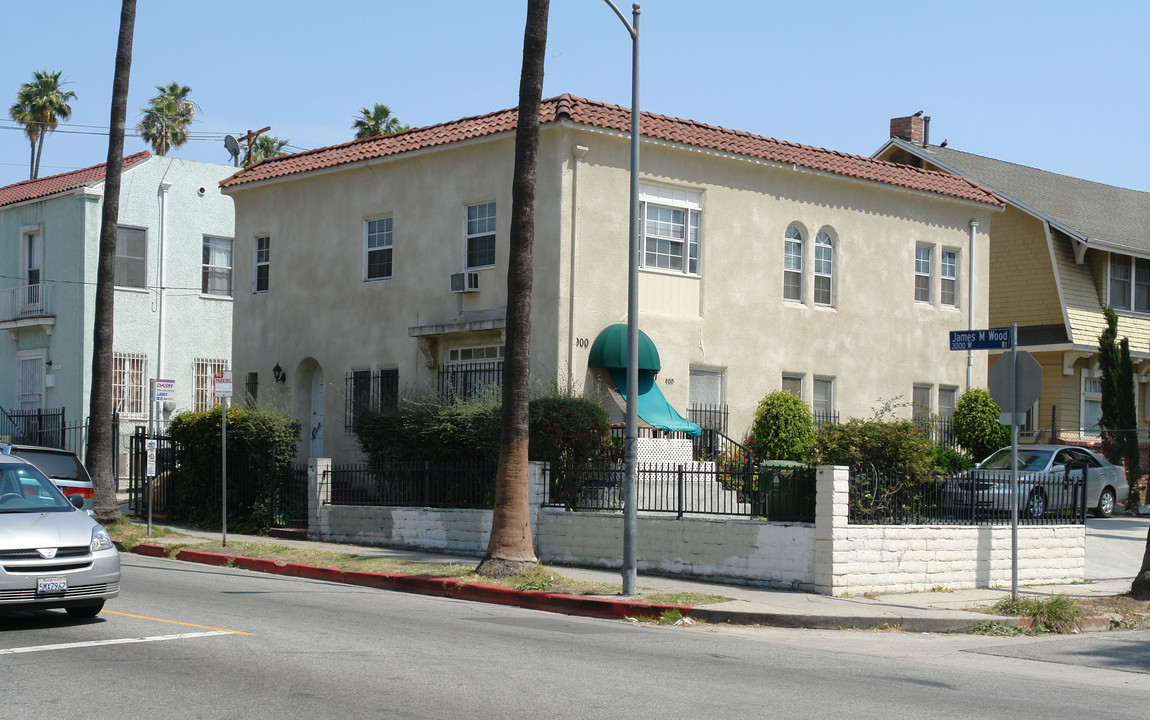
(1109, 254, 1150, 313)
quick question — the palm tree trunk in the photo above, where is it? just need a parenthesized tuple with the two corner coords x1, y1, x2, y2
(33, 134, 45, 179)
(476, 0, 549, 578)
(27, 139, 35, 180)
(88, 0, 136, 525)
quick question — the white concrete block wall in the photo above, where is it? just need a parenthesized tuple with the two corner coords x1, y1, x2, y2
(307, 460, 1085, 595)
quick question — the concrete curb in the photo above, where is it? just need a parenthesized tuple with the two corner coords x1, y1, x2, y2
(132, 544, 693, 622)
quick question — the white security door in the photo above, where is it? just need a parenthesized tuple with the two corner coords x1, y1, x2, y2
(16, 353, 45, 413)
(310, 367, 325, 458)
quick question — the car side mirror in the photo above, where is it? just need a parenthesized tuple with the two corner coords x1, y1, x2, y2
(68, 494, 84, 510)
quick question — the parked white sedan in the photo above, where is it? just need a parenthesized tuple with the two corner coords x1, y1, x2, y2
(0, 455, 120, 617)
(953, 445, 1129, 519)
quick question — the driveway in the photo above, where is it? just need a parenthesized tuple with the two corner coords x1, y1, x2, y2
(1086, 515, 1149, 581)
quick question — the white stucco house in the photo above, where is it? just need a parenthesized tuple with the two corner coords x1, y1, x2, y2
(220, 95, 1003, 464)
(0, 153, 237, 455)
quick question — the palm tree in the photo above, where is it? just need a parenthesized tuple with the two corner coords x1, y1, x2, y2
(475, 0, 549, 578)
(9, 70, 77, 179)
(352, 103, 409, 139)
(136, 82, 196, 155)
(246, 134, 290, 165)
(89, 0, 137, 526)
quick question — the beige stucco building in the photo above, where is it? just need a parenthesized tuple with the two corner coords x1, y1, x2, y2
(222, 95, 1002, 464)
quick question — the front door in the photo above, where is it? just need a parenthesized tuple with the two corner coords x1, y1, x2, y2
(15, 351, 45, 437)
(309, 367, 325, 458)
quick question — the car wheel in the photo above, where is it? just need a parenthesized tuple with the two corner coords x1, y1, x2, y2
(65, 601, 104, 618)
(1094, 487, 1116, 518)
(1026, 489, 1046, 519)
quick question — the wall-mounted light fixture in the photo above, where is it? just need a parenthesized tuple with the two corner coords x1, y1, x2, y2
(273, 362, 286, 384)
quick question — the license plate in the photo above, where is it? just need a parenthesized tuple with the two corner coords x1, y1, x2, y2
(37, 577, 67, 594)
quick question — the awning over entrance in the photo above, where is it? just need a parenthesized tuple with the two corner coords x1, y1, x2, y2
(609, 368, 701, 437)
(588, 323, 660, 371)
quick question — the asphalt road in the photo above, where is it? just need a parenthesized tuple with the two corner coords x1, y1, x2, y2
(2, 553, 1150, 720)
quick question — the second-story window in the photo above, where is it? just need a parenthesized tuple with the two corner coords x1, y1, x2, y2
(202, 237, 233, 297)
(1109, 254, 1150, 313)
(466, 202, 496, 269)
(784, 225, 803, 302)
(115, 226, 147, 289)
(813, 231, 834, 306)
(254, 236, 270, 293)
(914, 246, 931, 303)
(941, 249, 958, 307)
(365, 217, 393, 280)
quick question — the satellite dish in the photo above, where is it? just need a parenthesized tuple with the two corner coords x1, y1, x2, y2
(224, 135, 241, 166)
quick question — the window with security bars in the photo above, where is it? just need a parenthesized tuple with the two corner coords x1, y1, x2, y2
(345, 369, 399, 432)
(439, 346, 503, 401)
(194, 358, 230, 412)
(113, 352, 148, 417)
(115, 226, 147, 288)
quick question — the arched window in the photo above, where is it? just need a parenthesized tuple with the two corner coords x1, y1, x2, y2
(784, 225, 802, 301)
(814, 230, 834, 306)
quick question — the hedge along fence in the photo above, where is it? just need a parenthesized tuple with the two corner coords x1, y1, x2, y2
(354, 393, 612, 467)
(165, 406, 302, 533)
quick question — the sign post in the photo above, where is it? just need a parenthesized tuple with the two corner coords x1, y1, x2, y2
(214, 371, 233, 547)
(146, 438, 157, 536)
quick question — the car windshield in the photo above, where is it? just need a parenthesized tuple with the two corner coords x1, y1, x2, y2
(979, 449, 1053, 472)
(0, 464, 73, 513)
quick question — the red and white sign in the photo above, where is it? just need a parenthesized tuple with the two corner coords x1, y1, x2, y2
(213, 371, 233, 398)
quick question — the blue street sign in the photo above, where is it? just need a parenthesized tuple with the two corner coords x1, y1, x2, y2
(949, 328, 1011, 351)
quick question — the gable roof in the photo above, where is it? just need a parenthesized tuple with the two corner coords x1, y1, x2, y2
(220, 94, 1001, 207)
(0, 151, 152, 208)
(879, 138, 1150, 254)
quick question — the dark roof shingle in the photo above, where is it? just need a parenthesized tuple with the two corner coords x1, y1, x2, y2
(220, 95, 1001, 207)
(0, 151, 151, 208)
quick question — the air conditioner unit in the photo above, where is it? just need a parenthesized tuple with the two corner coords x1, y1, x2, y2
(449, 271, 480, 293)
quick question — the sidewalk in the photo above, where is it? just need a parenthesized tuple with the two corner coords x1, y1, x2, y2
(118, 516, 1136, 633)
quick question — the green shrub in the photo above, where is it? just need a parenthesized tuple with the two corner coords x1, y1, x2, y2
(528, 395, 610, 465)
(166, 405, 301, 532)
(750, 391, 815, 462)
(932, 445, 975, 473)
(952, 388, 1010, 462)
(815, 415, 936, 478)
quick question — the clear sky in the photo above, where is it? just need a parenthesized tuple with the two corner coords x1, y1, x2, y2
(2, 0, 1148, 191)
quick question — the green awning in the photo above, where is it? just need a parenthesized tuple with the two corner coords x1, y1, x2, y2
(588, 324, 660, 371)
(610, 368, 701, 437)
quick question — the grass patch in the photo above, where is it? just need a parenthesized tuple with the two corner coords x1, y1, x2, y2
(641, 591, 730, 607)
(992, 594, 1078, 633)
(107, 520, 186, 551)
(969, 620, 1032, 637)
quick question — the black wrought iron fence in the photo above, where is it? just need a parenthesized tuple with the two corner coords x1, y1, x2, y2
(328, 460, 497, 509)
(848, 466, 1088, 526)
(1, 406, 67, 446)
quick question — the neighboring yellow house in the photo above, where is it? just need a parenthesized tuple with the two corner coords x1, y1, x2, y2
(221, 95, 1002, 464)
(877, 113, 1150, 454)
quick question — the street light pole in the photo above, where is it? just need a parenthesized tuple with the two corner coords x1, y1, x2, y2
(603, 0, 640, 596)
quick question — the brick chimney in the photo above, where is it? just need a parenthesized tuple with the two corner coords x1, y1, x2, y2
(890, 113, 925, 145)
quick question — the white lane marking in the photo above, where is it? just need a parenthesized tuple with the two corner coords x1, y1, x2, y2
(0, 630, 231, 655)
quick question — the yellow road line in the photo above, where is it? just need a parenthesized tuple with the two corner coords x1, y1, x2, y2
(104, 610, 254, 636)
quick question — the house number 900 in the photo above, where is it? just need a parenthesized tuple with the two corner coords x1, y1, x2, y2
(575, 337, 589, 348)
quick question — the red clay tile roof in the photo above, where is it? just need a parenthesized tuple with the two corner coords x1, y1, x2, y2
(219, 95, 1002, 207)
(0, 151, 152, 208)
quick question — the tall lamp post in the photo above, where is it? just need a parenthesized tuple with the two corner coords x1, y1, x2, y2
(603, 0, 640, 596)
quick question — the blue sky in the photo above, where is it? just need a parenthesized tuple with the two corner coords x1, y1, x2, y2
(2, 0, 1148, 191)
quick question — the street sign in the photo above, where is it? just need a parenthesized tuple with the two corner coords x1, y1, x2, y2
(214, 371, 233, 398)
(949, 328, 1011, 351)
(146, 438, 157, 477)
(155, 378, 175, 399)
(989, 351, 1043, 414)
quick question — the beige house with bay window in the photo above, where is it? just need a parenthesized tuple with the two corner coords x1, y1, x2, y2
(221, 95, 1001, 464)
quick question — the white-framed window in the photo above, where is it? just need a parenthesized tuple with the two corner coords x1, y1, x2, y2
(914, 245, 931, 304)
(912, 384, 932, 422)
(442, 345, 504, 400)
(115, 225, 147, 289)
(784, 225, 803, 302)
(1108, 254, 1150, 313)
(112, 352, 148, 418)
(365, 217, 392, 281)
(639, 185, 702, 277)
(941, 249, 958, 307)
(465, 202, 496, 270)
(813, 377, 834, 421)
(21, 225, 42, 288)
(813, 230, 834, 306)
(1082, 372, 1103, 437)
(202, 237, 233, 297)
(938, 387, 957, 422)
(194, 358, 230, 412)
(253, 236, 270, 293)
(782, 374, 803, 398)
